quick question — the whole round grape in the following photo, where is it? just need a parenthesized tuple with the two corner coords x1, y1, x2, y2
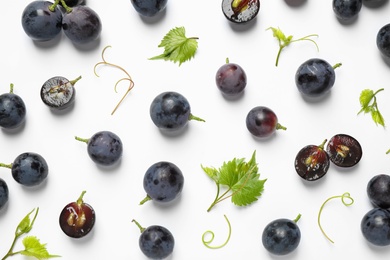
(367, 174, 390, 209)
(130, 0, 168, 17)
(377, 23, 390, 59)
(361, 207, 390, 246)
(11, 152, 49, 187)
(221, 0, 260, 24)
(262, 215, 301, 255)
(21, 1, 63, 41)
(150, 91, 204, 131)
(246, 106, 286, 138)
(215, 59, 247, 96)
(62, 6, 102, 44)
(332, 0, 362, 21)
(141, 161, 184, 204)
(41, 76, 81, 110)
(295, 58, 340, 98)
(0, 84, 26, 129)
(0, 178, 9, 210)
(326, 134, 362, 167)
(76, 131, 123, 166)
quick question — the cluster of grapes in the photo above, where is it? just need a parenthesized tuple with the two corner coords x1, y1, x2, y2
(21, 0, 102, 45)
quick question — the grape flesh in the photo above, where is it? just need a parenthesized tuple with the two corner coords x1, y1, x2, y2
(246, 106, 282, 138)
(295, 58, 336, 97)
(367, 174, 390, 209)
(377, 23, 390, 58)
(62, 6, 102, 44)
(143, 161, 184, 203)
(0, 178, 9, 210)
(332, 0, 362, 21)
(262, 218, 301, 255)
(139, 225, 175, 259)
(40, 76, 76, 110)
(150, 91, 191, 130)
(11, 152, 49, 187)
(0, 89, 26, 129)
(87, 131, 123, 166)
(215, 62, 247, 96)
(221, 0, 260, 24)
(130, 0, 168, 17)
(326, 134, 362, 167)
(361, 207, 390, 246)
(21, 1, 63, 41)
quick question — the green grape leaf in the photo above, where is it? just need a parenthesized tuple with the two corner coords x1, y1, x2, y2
(371, 110, 385, 126)
(358, 89, 374, 113)
(357, 88, 385, 127)
(21, 236, 60, 260)
(149, 27, 199, 66)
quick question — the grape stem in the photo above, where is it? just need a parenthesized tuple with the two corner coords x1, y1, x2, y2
(317, 192, 354, 244)
(202, 214, 232, 249)
(75, 136, 90, 144)
(94, 45, 135, 115)
(139, 195, 152, 205)
(77, 190, 87, 205)
(9, 84, 14, 94)
(189, 114, 206, 122)
(276, 123, 287, 131)
(131, 219, 146, 233)
(0, 163, 12, 169)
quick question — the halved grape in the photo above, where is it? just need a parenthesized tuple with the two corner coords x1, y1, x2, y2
(326, 134, 362, 167)
(221, 0, 260, 24)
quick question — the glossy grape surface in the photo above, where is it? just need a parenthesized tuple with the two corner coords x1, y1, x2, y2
(150, 91, 191, 130)
(0, 178, 9, 210)
(262, 218, 301, 255)
(295, 58, 336, 97)
(294, 141, 330, 181)
(222, 0, 260, 23)
(40, 76, 76, 110)
(139, 225, 175, 259)
(215, 62, 247, 96)
(0, 89, 26, 129)
(367, 174, 390, 209)
(11, 152, 49, 187)
(246, 106, 280, 138)
(130, 0, 168, 17)
(361, 207, 390, 246)
(332, 0, 362, 20)
(21, 1, 63, 41)
(143, 161, 184, 203)
(59, 192, 95, 238)
(62, 6, 102, 44)
(377, 23, 390, 58)
(326, 134, 362, 167)
(86, 131, 123, 166)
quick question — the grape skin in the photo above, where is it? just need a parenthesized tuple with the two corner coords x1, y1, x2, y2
(87, 131, 123, 166)
(130, 0, 168, 17)
(11, 152, 49, 187)
(0, 178, 9, 210)
(332, 0, 362, 21)
(0, 90, 26, 129)
(215, 62, 247, 96)
(367, 174, 390, 209)
(143, 161, 184, 203)
(246, 106, 279, 138)
(361, 207, 390, 246)
(377, 23, 390, 59)
(21, 1, 63, 41)
(62, 6, 102, 44)
(139, 225, 175, 259)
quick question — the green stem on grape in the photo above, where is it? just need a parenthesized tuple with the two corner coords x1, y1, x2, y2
(318, 139, 327, 150)
(189, 114, 206, 123)
(202, 214, 232, 249)
(49, 0, 60, 12)
(77, 191, 87, 206)
(293, 213, 302, 223)
(332, 63, 342, 70)
(225, 57, 229, 64)
(276, 123, 287, 131)
(386, 149, 390, 154)
(59, 0, 73, 13)
(132, 219, 146, 233)
(75, 136, 90, 144)
(0, 163, 12, 169)
(139, 195, 152, 205)
(9, 84, 14, 94)
(70, 76, 82, 86)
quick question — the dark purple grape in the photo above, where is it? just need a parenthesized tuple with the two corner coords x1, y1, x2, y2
(41, 76, 81, 110)
(377, 23, 390, 59)
(140, 161, 184, 204)
(0, 84, 26, 129)
(59, 191, 95, 238)
(0, 152, 49, 187)
(295, 58, 341, 98)
(132, 219, 175, 259)
(332, 0, 363, 21)
(149, 91, 205, 131)
(21, 1, 63, 41)
(0, 178, 9, 210)
(61, 0, 84, 7)
(294, 139, 330, 181)
(262, 214, 301, 255)
(215, 58, 247, 96)
(367, 174, 390, 209)
(62, 6, 102, 44)
(130, 0, 168, 17)
(222, 0, 260, 24)
(326, 134, 362, 167)
(361, 207, 390, 246)
(75, 131, 123, 166)
(246, 106, 286, 138)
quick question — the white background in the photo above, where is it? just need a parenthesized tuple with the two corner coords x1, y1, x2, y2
(1, 0, 390, 259)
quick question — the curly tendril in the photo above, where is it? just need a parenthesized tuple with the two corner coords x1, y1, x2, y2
(202, 215, 232, 249)
(93, 45, 135, 115)
(317, 192, 354, 244)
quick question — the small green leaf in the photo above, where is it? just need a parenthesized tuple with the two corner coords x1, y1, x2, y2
(201, 165, 219, 182)
(21, 236, 60, 260)
(16, 208, 38, 235)
(357, 88, 385, 127)
(359, 89, 374, 109)
(371, 110, 385, 126)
